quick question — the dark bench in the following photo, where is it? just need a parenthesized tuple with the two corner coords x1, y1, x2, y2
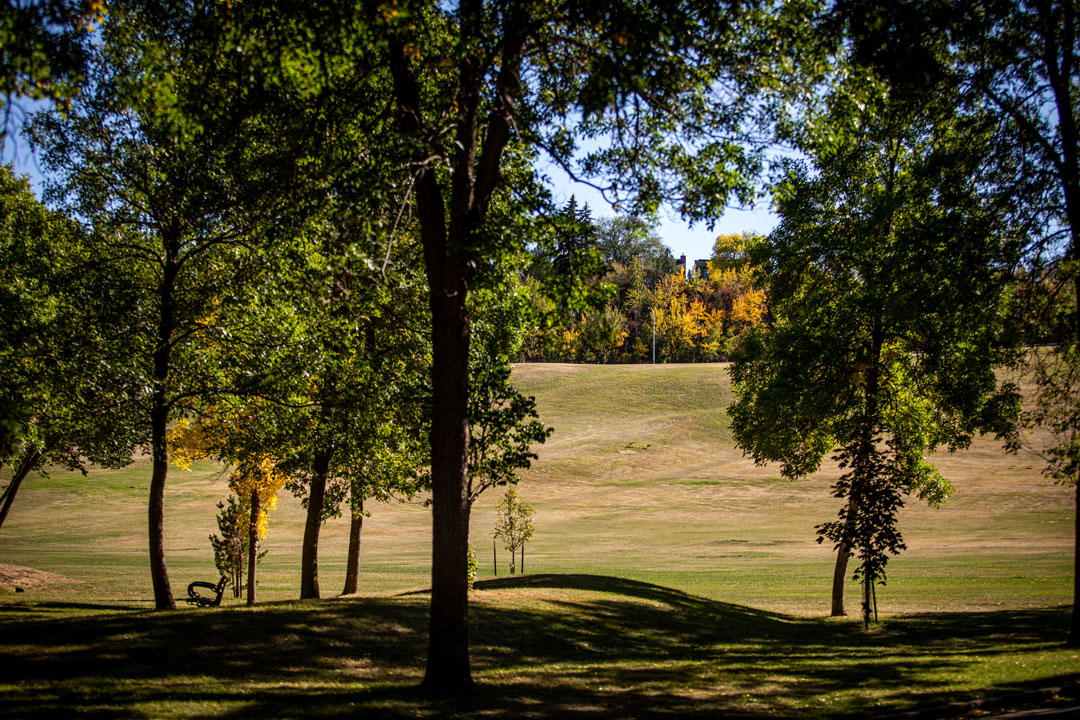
(185, 576, 229, 607)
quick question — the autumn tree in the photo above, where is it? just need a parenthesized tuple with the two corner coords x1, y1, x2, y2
(169, 415, 288, 605)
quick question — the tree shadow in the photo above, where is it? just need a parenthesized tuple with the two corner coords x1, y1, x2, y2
(0, 573, 1075, 719)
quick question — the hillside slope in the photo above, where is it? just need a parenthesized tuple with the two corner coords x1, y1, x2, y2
(0, 362, 1072, 617)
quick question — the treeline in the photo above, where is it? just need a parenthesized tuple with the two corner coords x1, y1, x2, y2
(520, 200, 768, 364)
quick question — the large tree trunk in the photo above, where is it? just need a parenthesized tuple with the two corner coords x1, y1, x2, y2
(300, 452, 332, 599)
(342, 494, 364, 595)
(388, 9, 527, 690)
(0, 449, 42, 530)
(149, 254, 178, 611)
(247, 488, 259, 606)
(422, 281, 473, 690)
(830, 544, 851, 616)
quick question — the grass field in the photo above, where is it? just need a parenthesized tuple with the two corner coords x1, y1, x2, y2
(0, 362, 1077, 718)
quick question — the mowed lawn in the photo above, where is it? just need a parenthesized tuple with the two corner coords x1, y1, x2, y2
(0, 362, 1076, 719)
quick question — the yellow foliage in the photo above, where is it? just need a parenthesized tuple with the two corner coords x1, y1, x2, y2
(167, 412, 287, 543)
(230, 454, 288, 541)
(555, 325, 581, 360)
(167, 419, 214, 471)
(731, 288, 768, 328)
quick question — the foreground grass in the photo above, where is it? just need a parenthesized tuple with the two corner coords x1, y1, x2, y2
(1, 363, 1077, 717)
(0, 574, 1076, 719)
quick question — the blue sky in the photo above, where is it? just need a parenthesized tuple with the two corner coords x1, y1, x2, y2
(5, 114, 778, 264)
(544, 162, 778, 263)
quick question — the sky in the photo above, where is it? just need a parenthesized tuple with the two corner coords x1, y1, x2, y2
(4, 113, 779, 265)
(543, 161, 778, 263)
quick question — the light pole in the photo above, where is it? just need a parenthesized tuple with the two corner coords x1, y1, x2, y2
(651, 307, 656, 364)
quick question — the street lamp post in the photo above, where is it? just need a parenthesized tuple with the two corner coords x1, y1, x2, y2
(651, 307, 656, 364)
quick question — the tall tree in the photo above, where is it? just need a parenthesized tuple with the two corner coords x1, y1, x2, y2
(380, 0, 778, 686)
(839, 0, 1080, 644)
(0, 165, 142, 529)
(730, 71, 1022, 625)
(27, 0, 336, 609)
(963, 0, 1080, 646)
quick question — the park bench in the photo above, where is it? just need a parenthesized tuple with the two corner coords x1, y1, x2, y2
(185, 576, 229, 607)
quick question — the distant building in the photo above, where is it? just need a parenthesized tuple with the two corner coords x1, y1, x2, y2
(675, 254, 710, 280)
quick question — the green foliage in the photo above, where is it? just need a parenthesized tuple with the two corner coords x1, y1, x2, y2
(0, 164, 143, 510)
(466, 545, 478, 589)
(209, 496, 247, 598)
(467, 282, 553, 503)
(492, 487, 536, 576)
(731, 61, 1023, 626)
(0, 0, 102, 132)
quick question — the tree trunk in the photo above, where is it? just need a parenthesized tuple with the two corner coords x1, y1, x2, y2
(830, 544, 851, 616)
(521, 541, 525, 575)
(148, 253, 178, 611)
(492, 539, 497, 577)
(342, 495, 364, 595)
(247, 489, 258, 606)
(0, 450, 41, 530)
(300, 452, 332, 599)
(830, 501, 856, 616)
(388, 10, 527, 690)
(1070, 476, 1079, 646)
(422, 283, 474, 690)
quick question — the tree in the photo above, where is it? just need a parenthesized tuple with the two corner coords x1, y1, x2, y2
(209, 495, 247, 598)
(595, 215, 676, 289)
(169, 411, 289, 606)
(837, 0, 1080, 644)
(273, 221, 431, 601)
(961, 0, 1080, 646)
(26, 0, 338, 609)
(0, 164, 141, 530)
(368, 0, 793, 686)
(580, 305, 628, 363)
(492, 487, 535, 575)
(0, 0, 103, 138)
(467, 281, 552, 507)
(730, 71, 1022, 626)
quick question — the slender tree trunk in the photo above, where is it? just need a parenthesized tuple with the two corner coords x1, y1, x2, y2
(830, 544, 851, 616)
(850, 318, 883, 630)
(342, 495, 364, 595)
(248, 489, 259, 606)
(521, 541, 525, 575)
(493, 539, 497, 576)
(300, 452, 332, 599)
(0, 450, 41, 530)
(149, 254, 178, 611)
(830, 504, 856, 616)
(1070, 475, 1079, 646)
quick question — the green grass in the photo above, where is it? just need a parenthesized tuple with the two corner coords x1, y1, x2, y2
(0, 362, 1077, 718)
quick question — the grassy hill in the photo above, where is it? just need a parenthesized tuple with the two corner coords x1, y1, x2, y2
(0, 362, 1076, 718)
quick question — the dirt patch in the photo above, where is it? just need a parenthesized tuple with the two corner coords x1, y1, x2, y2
(0, 563, 80, 590)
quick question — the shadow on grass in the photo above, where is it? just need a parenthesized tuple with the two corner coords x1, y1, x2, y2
(0, 573, 1076, 719)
